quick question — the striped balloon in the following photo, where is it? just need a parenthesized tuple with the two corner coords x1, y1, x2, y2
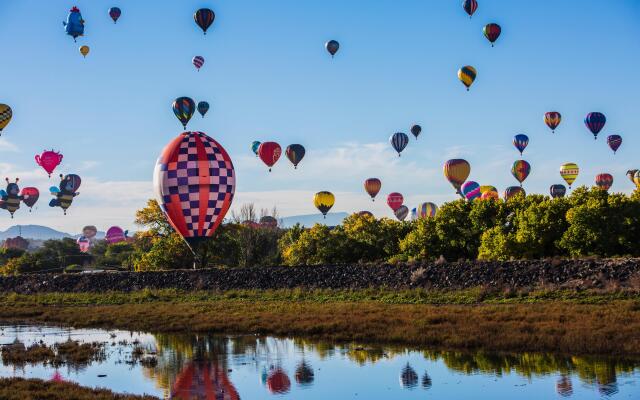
(462, 0, 478, 17)
(193, 56, 205, 71)
(443, 159, 471, 194)
(285, 144, 305, 169)
(417, 202, 438, 218)
(560, 163, 579, 188)
(607, 135, 622, 154)
(387, 192, 404, 211)
(108, 7, 121, 23)
(394, 205, 409, 221)
(172, 97, 195, 129)
(504, 186, 525, 201)
(544, 111, 561, 133)
(550, 184, 567, 198)
(153, 131, 235, 251)
(458, 66, 476, 91)
(595, 173, 613, 191)
(584, 112, 606, 139)
(483, 23, 501, 46)
(513, 134, 529, 155)
(194, 8, 215, 35)
(389, 132, 409, 156)
(461, 181, 481, 201)
(511, 160, 531, 186)
(364, 178, 382, 201)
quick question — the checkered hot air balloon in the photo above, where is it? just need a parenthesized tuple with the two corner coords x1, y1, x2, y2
(154, 131, 235, 253)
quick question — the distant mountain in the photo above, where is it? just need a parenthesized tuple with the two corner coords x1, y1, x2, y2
(279, 212, 349, 228)
(0, 225, 73, 240)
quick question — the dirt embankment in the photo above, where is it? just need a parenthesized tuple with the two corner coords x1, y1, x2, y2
(1, 258, 639, 293)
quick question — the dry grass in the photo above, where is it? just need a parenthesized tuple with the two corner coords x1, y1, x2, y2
(1, 340, 104, 368)
(0, 377, 158, 400)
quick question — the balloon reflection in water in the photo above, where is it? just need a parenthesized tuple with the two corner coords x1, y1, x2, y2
(294, 360, 315, 386)
(421, 371, 432, 389)
(556, 375, 573, 397)
(266, 367, 291, 394)
(171, 361, 240, 400)
(399, 363, 418, 389)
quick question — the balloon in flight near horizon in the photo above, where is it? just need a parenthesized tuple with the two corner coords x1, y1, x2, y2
(364, 178, 382, 201)
(77, 236, 91, 252)
(462, 0, 478, 18)
(444, 159, 471, 195)
(513, 134, 529, 155)
(153, 131, 235, 254)
(504, 186, 525, 201)
(544, 112, 561, 133)
(389, 132, 409, 156)
(627, 170, 639, 185)
(79, 45, 89, 58)
(511, 160, 531, 186)
(108, 7, 121, 24)
(313, 191, 334, 218)
(192, 56, 205, 71)
(394, 205, 409, 221)
(258, 142, 282, 172)
(410, 124, 422, 139)
(197, 101, 209, 118)
(0, 104, 13, 134)
(20, 187, 39, 211)
(285, 144, 305, 169)
(560, 163, 579, 188)
(172, 97, 195, 129)
(417, 202, 437, 218)
(325, 40, 339, 57)
(634, 171, 640, 189)
(63, 6, 84, 42)
(607, 135, 622, 154)
(458, 66, 476, 91)
(83, 225, 98, 240)
(49, 174, 81, 215)
(462, 181, 481, 201)
(584, 112, 606, 140)
(105, 226, 127, 244)
(595, 173, 613, 191)
(549, 184, 567, 198)
(386, 192, 404, 212)
(483, 23, 501, 46)
(194, 8, 215, 35)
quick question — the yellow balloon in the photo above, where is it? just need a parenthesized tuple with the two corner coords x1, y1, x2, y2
(634, 170, 640, 189)
(479, 185, 497, 194)
(560, 163, 579, 188)
(314, 191, 335, 217)
(0, 104, 12, 133)
(458, 65, 477, 90)
(79, 45, 90, 57)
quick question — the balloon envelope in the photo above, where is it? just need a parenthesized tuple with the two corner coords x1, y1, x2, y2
(607, 135, 622, 154)
(192, 56, 205, 70)
(394, 205, 409, 221)
(172, 97, 195, 129)
(463, 0, 478, 17)
(513, 134, 529, 155)
(417, 202, 437, 218)
(584, 112, 606, 139)
(504, 186, 525, 201)
(79, 45, 89, 57)
(285, 144, 305, 168)
(458, 66, 476, 90)
(77, 236, 91, 253)
(511, 160, 531, 185)
(197, 101, 209, 117)
(364, 178, 382, 200)
(82, 225, 98, 239)
(108, 7, 121, 23)
(444, 159, 471, 193)
(258, 142, 282, 171)
(325, 40, 339, 57)
(387, 192, 404, 211)
(410, 124, 422, 139)
(544, 112, 562, 133)
(389, 132, 409, 156)
(595, 173, 613, 191)
(105, 226, 126, 244)
(560, 163, 579, 188)
(35, 150, 63, 177)
(194, 8, 215, 34)
(20, 187, 39, 209)
(0, 104, 13, 133)
(314, 191, 335, 216)
(483, 23, 501, 46)
(461, 181, 481, 201)
(550, 184, 567, 198)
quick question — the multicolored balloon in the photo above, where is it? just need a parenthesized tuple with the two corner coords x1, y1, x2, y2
(462, 0, 478, 17)
(479, 185, 497, 195)
(153, 131, 235, 253)
(20, 187, 39, 211)
(193, 56, 205, 71)
(35, 150, 63, 177)
(550, 184, 567, 198)
(443, 159, 470, 194)
(49, 174, 81, 215)
(607, 135, 622, 154)
(105, 226, 127, 244)
(584, 112, 606, 140)
(483, 23, 501, 46)
(389, 132, 409, 156)
(504, 186, 525, 201)
(387, 192, 404, 211)
(0, 104, 13, 134)
(258, 142, 282, 172)
(77, 236, 91, 253)
(194, 8, 215, 35)
(325, 40, 339, 57)
(251, 141, 261, 156)
(462, 181, 481, 201)
(458, 66, 476, 91)
(410, 124, 422, 139)
(627, 169, 639, 185)
(364, 178, 382, 201)
(544, 112, 561, 133)
(313, 191, 335, 218)
(417, 202, 437, 218)
(511, 160, 531, 186)
(394, 205, 409, 221)
(285, 144, 305, 169)
(172, 97, 195, 129)
(560, 163, 579, 188)
(197, 101, 209, 118)
(481, 190, 499, 201)
(108, 7, 121, 24)
(595, 173, 613, 191)
(634, 171, 640, 189)
(79, 45, 90, 57)
(513, 134, 529, 155)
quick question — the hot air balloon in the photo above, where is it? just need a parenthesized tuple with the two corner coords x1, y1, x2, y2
(267, 368, 291, 394)
(394, 205, 409, 221)
(387, 192, 404, 211)
(285, 144, 305, 169)
(364, 178, 382, 201)
(400, 363, 418, 389)
(550, 184, 567, 198)
(193, 56, 205, 71)
(194, 8, 215, 35)
(462, 181, 481, 201)
(35, 150, 63, 177)
(481, 190, 499, 200)
(458, 66, 476, 91)
(627, 169, 639, 185)
(172, 97, 195, 129)
(443, 159, 470, 195)
(634, 171, 640, 189)
(49, 174, 81, 215)
(410, 124, 422, 139)
(325, 40, 339, 57)
(511, 160, 531, 186)
(154, 131, 235, 260)
(105, 226, 127, 244)
(258, 142, 282, 172)
(410, 207, 417, 221)
(77, 236, 91, 253)
(544, 112, 561, 133)
(417, 202, 437, 218)
(63, 6, 85, 42)
(584, 112, 606, 140)
(390, 132, 409, 156)
(595, 173, 613, 191)
(559, 163, 579, 188)
(20, 187, 39, 211)
(483, 23, 501, 46)
(108, 7, 121, 23)
(313, 191, 334, 218)
(462, 0, 478, 18)
(0, 178, 23, 218)
(251, 141, 261, 156)
(295, 361, 314, 386)
(82, 225, 98, 240)
(503, 186, 525, 201)
(0, 104, 12, 134)
(607, 135, 622, 154)
(479, 185, 497, 195)
(260, 216, 278, 228)
(197, 101, 209, 118)
(513, 134, 529, 155)
(79, 45, 89, 57)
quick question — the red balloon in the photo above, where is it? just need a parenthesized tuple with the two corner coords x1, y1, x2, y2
(35, 150, 63, 177)
(266, 368, 291, 394)
(258, 142, 281, 172)
(20, 187, 39, 210)
(386, 192, 404, 211)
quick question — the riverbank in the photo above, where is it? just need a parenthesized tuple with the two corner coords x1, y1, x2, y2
(0, 377, 158, 400)
(0, 288, 638, 357)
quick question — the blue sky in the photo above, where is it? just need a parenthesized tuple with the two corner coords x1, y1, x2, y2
(0, 0, 639, 233)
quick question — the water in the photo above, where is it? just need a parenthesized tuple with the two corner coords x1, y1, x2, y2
(0, 325, 638, 399)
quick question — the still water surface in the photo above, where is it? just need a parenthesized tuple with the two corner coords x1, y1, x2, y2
(0, 325, 637, 399)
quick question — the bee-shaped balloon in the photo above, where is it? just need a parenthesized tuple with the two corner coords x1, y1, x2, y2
(49, 174, 81, 215)
(0, 178, 24, 218)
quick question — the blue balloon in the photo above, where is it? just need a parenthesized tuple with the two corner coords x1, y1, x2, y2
(513, 134, 529, 155)
(389, 132, 409, 156)
(63, 6, 85, 41)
